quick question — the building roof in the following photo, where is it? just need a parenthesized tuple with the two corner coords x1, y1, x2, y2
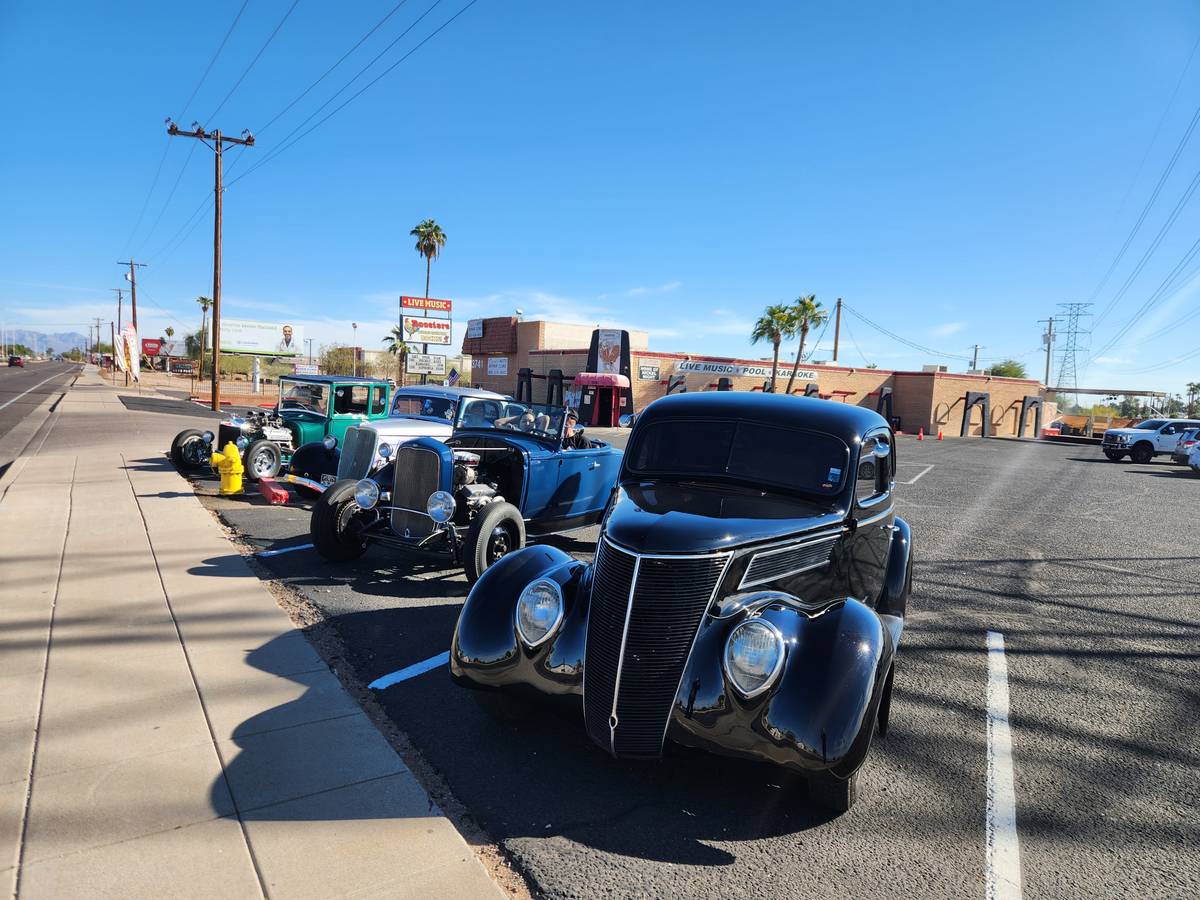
(638, 391, 888, 444)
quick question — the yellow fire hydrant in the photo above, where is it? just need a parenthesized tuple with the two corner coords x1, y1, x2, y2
(210, 441, 245, 495)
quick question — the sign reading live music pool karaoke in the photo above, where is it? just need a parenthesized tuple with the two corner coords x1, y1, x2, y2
(402, 316, 452, 345)
(400, 296, 453, 313)
(675, 359, 818, 381)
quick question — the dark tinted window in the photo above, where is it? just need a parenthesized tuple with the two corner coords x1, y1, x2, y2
(627, 418, 848, 495)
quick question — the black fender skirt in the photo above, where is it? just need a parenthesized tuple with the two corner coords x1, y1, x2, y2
(288, 441, 339, 482)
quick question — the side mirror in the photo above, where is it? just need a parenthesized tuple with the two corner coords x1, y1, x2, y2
(1162, 426, 1176, 435)
(618, 414, 633, 428)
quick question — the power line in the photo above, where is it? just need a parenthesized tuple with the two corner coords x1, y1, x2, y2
(841, 304, 973, 361)
(206, 0, 302, 123)
(124, 1, 251, 253)
(228, 0, 479, 189)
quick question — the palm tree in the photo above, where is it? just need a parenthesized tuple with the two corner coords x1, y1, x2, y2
(751, 304, 796, 393)
(410, 219, 447, 298)
(784, 296, 829, 395)
(383, 325, 411, 382)
(1187, 381, 1200, 417)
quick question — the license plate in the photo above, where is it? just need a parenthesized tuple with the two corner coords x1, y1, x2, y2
(320, 474, 336, 486)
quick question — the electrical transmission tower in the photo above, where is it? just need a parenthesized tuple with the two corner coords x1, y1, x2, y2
(1055, 302, 1092, 390)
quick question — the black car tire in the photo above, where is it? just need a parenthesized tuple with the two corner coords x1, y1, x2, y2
(808, 769, 859, 813)
(473, 690, 535, 722)
(1130, 442, 1154, 464)
(463, 501, 525, 585)
(1103, 450, 1124, 462)
(244, 439, 282, 482)
(310, 480, 369, 561)
(170, 429, 210, 469)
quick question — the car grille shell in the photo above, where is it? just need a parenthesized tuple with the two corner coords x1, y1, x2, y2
(583, 539, 731, 758)
(338, 426, 377, 480)
(390, 444, 440, 539)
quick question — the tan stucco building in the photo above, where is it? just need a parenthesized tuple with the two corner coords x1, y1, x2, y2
(462, 317, 1050, 437)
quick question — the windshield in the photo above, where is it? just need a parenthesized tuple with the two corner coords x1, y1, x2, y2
(456, 398, 567, 440)
(1133, 420, 1165, 430)
(626, 418, 850, 497)
(279, 380, 329, 415)
(392, 394, 456, 420)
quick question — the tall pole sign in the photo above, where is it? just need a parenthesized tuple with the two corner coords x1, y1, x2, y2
(400, 296, 452, 385)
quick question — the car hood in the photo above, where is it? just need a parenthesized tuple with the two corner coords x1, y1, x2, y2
(359, 416, 454, 439)
(1104, 428, 1150, 438)
(603, 481, 844, 555)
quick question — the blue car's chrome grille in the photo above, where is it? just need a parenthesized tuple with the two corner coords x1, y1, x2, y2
(338, 426, 376, 480)
(390, 444, 439, 539)
(584, 540, 731, 758)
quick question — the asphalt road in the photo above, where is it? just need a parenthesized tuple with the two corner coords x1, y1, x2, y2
(0, 360, 81, 441)
(192, 432, 1199, 899)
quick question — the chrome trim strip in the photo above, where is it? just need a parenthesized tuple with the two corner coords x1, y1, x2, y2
(738, 533, 841, 590)
(856, 505, 894, 528)
(607, 552, 641, 756)
(600, 535, 741, 561)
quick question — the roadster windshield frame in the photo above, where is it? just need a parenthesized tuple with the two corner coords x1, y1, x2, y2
(279, 378, 329, 415)
(454, 397, 568, 442)
(624, 416, 852, 499)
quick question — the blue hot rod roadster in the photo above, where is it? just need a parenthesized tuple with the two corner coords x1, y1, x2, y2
(450, 391, 913, 812)
(309, 397, 623, 582)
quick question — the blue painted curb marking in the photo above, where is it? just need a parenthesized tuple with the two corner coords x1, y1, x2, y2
(256, 542, 314, 558)
(368, 651, 451, 690)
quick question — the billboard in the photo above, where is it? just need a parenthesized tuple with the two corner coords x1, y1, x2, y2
(402, 316, 452, 346)
(220, 318, 305, 357)
(141, 338, 162, 356)
(401, 296, 452, 313)
(407, 353, 447, 376)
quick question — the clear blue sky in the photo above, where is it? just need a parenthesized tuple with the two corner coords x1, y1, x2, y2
(2, 1, 1199, 395)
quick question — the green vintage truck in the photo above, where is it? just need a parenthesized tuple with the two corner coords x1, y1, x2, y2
(170, 375, 394, 481)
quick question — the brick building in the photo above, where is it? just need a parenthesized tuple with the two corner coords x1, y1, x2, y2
(462, 317, 1050, 437)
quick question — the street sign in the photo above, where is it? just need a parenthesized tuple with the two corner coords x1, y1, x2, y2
(141, 338, 162, 356)
(292, 363, 319, 375)
(407, 353, 447, 376)
(401, 296, 453, 313)
(402, 316, 452, 345)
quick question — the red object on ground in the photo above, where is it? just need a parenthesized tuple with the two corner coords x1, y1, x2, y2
(1041, 427, 1062, 438)
(917, 428, 924, 441)
(258, 479, 289, 505)
(937, 430, 944, 440)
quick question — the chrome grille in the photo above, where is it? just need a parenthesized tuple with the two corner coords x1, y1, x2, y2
(389, 445, 440, 538)
(740, 534, 838, 588)
(338, 426, 377, 480)
(583, 540, 731, 758)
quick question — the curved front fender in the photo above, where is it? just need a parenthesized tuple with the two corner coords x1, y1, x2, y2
(451, 545, 589, 695)
(288, 441, 339, 481)
(668, 598, 894, 775)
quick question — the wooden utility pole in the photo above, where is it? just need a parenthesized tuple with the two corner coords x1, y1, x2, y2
(167, 122, 254, 410)
(832, 297, 842, 364)
(112, 287, 128, 384)
(110, 322, 117, 385)
(117, 260, 146, 330)
(969, 344, 984, 372)
(1038, 317, 1055, 387)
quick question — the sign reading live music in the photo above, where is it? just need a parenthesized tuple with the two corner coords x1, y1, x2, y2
(400, 296, 452, 313)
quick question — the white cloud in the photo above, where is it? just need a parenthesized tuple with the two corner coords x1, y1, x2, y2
(931, 321, 966, 337)
(626, 281, 682, 297)
(1094, 355, 1133, 365)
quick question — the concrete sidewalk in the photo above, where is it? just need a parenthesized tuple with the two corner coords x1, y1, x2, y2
(1, 370, 503, 898)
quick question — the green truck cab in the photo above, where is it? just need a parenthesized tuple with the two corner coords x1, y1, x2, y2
(170, 375, 394, 481)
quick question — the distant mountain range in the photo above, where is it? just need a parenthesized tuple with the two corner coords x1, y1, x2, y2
(3, 329, 90, 352)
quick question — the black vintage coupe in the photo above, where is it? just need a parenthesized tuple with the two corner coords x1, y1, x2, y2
(450, 391, 912, 812)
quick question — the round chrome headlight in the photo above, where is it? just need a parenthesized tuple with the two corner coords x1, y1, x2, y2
(515, 579, 564, 647)
(426, 490, 455, 523)
(723, 619, 785, 698)
(353, 479, 379, 510)
(323, 435, 338, 450)
(201, 430, 214, 443)
(377, 442, 392, 459)
(235, 435, 250, 450)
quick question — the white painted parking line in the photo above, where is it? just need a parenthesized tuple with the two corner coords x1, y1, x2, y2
(369, 651, 450, 690)
(0, 369, 74, 412)
(256, 542, 314, 557)
(986, 630, 1023, 900)
(897, 464, 934, 485)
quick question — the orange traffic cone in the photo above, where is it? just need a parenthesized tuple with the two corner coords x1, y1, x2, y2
(917, 427, 924, 441)
(937, 430, 944, 440)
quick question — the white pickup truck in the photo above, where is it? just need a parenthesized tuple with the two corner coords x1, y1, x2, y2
(1101, 418, 1200, 463)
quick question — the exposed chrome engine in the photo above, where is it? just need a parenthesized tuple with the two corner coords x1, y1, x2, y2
(452, 450, 502, 514)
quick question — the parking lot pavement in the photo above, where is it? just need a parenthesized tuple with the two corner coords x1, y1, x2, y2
(195, 432, 1200, 899)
